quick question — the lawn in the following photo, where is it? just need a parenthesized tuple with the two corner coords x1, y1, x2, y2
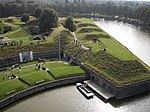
(45, 61, 86, 79)
(1, 60, 87, 101)
(21, 71, 54, 86)
(100, 38, 135, 61)
(0, 74, 10, 83)
(45, 61, 69, 69)
(50, 66, 86, 79)
(10, 61, 86, 85)
(83, 41, 103, 52)
(0, 79, 28, 101)
(5, 28, 30, 39)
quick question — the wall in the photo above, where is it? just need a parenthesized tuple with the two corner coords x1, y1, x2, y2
(74, 60, 150, 100)
(0, 57, 19, 67)
(0, 51, 59, 68)
(0, 76, 89, 109)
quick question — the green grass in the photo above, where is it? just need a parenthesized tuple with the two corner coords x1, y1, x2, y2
(21, 71, 54, 86)
(10, 61, 85, 85)
(75, 18, 135, 60)
(47, 26, 66, 43)
(0, 79, 28, 100)
(5, 28, 30, 39)
(0, 74, 5, 82)
(45, 61, 86, 79)
(83, 41, 103, 52)
(100, 38, 135, 60)
(50, 66, 86, 79)
(45, 61, 69, 69)
(79, 50, 150, 86)
(11, 66, 36, 77)
(3, 22, 20, 31)
(75, 18, 150, 86)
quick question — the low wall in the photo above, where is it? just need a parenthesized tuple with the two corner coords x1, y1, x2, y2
(0, 57, 19, 67)
(0, 76, 89, 109)
(0, 51, 59, 68)
(74, 61, 150, 99)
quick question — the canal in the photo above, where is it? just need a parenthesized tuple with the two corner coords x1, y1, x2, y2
(1, 19, 150, 112)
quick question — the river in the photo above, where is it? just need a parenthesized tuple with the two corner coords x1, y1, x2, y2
(1, 85, 150, 112)
(1, 20, 150, 112)
(94, 19, 150, 66)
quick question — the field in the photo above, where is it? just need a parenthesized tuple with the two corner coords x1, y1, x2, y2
(0, 61, 86, 101)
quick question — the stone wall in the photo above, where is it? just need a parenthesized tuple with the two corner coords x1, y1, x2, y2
(74, 60, 150, 99)
(0, 57, 19, 67)
(0, 51, 59, 68)
(0, 76, 89, 109)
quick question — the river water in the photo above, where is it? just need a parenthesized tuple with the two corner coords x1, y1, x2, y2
(1, 20, 150, 112)
(1, 85, 150, 112)
(94, 19, 150, 66)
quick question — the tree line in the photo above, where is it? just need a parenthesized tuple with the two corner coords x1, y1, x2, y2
(0, 1, 43, 17)
(0, 1, 150, 26)
(52, 2, 150, 26)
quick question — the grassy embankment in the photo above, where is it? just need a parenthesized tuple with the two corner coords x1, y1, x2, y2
(74, 18, 150, 86)
(0, 61, 86, 101)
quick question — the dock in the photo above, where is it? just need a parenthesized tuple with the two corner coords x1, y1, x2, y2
(84, 80, 115, 100)
(76, 83, 94, 99)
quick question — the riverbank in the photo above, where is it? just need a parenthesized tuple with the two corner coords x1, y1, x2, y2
(60, 14, 150, 33)
(94, 19, 150, 67)
(0, 75, 89, 109)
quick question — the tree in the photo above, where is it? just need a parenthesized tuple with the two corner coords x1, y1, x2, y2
(64, 16, 76, 32)
(39, 8, 58, 33)
(21, 13, 29, 23)
(34, 8, 42, 18)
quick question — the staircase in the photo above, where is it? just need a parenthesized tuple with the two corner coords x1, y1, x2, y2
(68, 48, 84, 64)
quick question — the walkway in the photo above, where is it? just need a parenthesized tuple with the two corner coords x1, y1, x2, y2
(84, 80, 115, 100)
(72, 32, 89, 50)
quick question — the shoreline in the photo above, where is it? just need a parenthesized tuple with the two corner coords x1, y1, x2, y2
(0, 75, 89, 109)
(60, 14, 150, 33)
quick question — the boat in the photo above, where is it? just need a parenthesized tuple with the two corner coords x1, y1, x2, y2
(76, 83, 94, 99)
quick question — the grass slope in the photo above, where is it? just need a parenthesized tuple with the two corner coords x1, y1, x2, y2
(75, 18, 150, 86)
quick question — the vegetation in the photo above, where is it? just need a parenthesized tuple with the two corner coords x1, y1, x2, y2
(39, 8, 58, 33)
(21, 13, 29, 23)
(0, 0, 150, 101)
(0, 61, 86, 101)
(52, 2, 150, 26)
(74, 18, 150, 85)
(0, 19, 3, 34)
(0, 79, 28, 101)
(34, 8, 42, 18)
(0, 1, 150, 27)
(64, 16, 76, 32)
(45, 62, 86, 79)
